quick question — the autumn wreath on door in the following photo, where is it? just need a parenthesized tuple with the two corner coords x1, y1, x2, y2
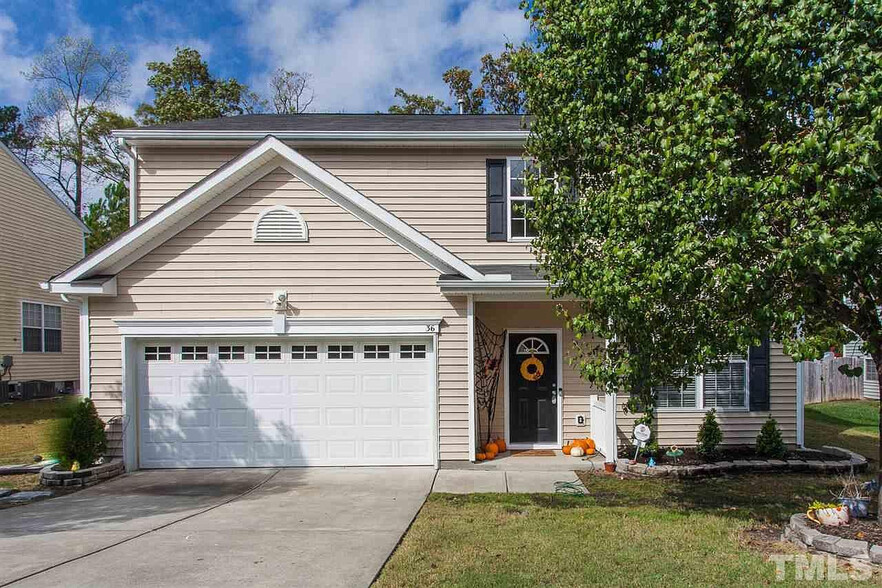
(516, 337, 550, 381)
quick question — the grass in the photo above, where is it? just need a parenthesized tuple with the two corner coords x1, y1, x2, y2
(376, 473, 878, 587)
(804, 400, 879, 464)
(0, 397, 76, 466)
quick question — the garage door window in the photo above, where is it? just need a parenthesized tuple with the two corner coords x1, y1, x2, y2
(364, 344, 390, 359)
(218, 345, 245, 361)
(255, 345, 282, 360)
(181, 345, 209, 361)
(328, 344, 354, 360)
(400, 344, 427, 359)
(292, 344, 318, 360)
(145, 346, 172, 361)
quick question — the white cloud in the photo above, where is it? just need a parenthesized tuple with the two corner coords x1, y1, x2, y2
(0, 12, 34, 104)
(233, 0, 530, 112)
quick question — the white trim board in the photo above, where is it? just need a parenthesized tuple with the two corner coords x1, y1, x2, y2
(47, 135, 486, 291)
(113, 317, 443, 337)
(503, 329, 564, 450)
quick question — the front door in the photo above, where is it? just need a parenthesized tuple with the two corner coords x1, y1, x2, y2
(508, 333, 558, 444)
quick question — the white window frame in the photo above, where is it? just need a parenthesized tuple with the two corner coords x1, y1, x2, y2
(363, 343, 391, 360)
(180, 344, 209, 362)
(21, 301, 62, 353)
(218, 344, 246, 361)
(400, 343, 427, 359)
(327, 344, 355, 361)
(291, 344, 319, 361)
(144, 345, 172, 362)
(506, 156, 536, 242)
(254, 344, 283, 361)
(866, 358, 878, 382)
(656, 355, 750, 413)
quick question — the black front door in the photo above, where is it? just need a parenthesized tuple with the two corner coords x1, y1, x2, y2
(509, 333, 558, 444)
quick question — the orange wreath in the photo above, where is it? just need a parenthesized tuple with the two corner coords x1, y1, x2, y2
(520, 356, 545, 381)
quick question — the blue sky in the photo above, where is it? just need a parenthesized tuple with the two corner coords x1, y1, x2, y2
(0, 0, 530, 115)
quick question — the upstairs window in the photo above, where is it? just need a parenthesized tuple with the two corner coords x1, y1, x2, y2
(22, 302, 62, 353)
(508, 158, 537, 240)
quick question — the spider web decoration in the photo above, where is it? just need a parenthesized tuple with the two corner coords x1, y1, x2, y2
(474, 317, 506, 446)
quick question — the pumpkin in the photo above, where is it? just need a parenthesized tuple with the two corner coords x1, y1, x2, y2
(484, 442, 499, 455)
(483, 451, 495, 460)
(562, 444, 573, 455)
(570, 446, 585, 457)
(476, 452, 486, 461)
(584, 438, 596, 452)
(572, 439, 589, 451)
(494, 438, 507, 452)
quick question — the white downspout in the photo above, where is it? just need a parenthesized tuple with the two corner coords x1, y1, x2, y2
(60, 294, 90, 398)
(118, 138, 138, 226)
(796, 361, 805, 447)
(467, 294, 476, 462)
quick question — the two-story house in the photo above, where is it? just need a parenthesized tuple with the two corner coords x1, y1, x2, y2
(1, 142, 87, 400)
(44, 115, 803, 470)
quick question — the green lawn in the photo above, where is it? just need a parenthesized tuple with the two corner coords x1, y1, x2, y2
(804, 400, 879, 464)
(0, 397, 76, 466)
(376, 473, 877, 587)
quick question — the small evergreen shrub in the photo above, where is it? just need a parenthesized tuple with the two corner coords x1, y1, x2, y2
(756, 415, 786, 459)
(696, 409, 723, 458)
(50, 398, 107, 469)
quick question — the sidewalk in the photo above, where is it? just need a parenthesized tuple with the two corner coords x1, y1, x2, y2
(432, 469, 586, 493)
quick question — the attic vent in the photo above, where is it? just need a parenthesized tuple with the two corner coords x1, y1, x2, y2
(252, 206, 308, 242)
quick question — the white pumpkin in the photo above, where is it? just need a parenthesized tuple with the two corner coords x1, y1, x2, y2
(570, 446, 585, 457)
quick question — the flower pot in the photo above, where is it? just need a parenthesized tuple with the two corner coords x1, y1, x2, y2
(807, 506, 849, 527)
(838, 498, 870, 519)
(604, 462, 616, 473)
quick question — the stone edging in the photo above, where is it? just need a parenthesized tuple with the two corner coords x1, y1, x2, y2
(785, 513, 882, 564)
(40, 459, 124, 488)
(616, 446, 867, 478)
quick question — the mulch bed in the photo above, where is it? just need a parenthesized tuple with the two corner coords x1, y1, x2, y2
(810, 517, 882, 545)
(632, 445, 844, 466)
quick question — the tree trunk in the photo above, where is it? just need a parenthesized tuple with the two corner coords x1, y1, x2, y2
(75, 159, 83, 219)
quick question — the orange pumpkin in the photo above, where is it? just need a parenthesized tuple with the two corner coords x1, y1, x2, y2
(476, 452, 486, 461)
(562, 444, 573, 455)
(584, 438, 596, 455)
(494, 438, 507, 452)
(484, 442, 499, 455)
(484, 451, 495, 460)
(572, 439, 589, 451)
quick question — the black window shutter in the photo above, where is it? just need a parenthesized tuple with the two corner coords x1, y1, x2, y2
(486, 159, 506, 241)
(748, 337, 770, 411)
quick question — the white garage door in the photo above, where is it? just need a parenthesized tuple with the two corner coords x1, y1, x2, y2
(137, 339, 434, 468)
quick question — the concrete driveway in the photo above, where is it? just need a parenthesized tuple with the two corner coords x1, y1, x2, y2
(0, 467, 435, 588)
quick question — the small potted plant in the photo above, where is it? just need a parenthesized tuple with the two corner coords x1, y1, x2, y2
(806, 500, 850, 527)
(833, 473, 872, 519)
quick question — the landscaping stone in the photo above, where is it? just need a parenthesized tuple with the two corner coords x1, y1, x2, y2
(40, 458, 124, 488)
(731, 460, 752, 470)
(786, 459, 808, 471)
(714, 461, 734, 472)
(834, 538, 869, 559)
(748, 460, 772, 470)
(766, 459, 787, 468)
(812, 534, 841, 554)
(0, 490, 53, 504)
(870, 545, 882, 565)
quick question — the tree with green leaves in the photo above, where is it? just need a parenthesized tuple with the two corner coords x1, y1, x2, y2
(0, 105, 37, 161)
(516, 0, 882, 516)
(83, 182, 129, 253)
(442, 67, 485, 114)
(388, 88, 450, 115)
(25, 37, 129, 218)
(137, 47, 246, 124)
(479, 48, 527, 114)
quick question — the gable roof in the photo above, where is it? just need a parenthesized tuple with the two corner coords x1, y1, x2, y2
(47, 135, 487, 291)
(0, 141, 89, 233)
(115, 114, 530, 144)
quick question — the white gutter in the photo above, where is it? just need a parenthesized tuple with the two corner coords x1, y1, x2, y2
(118, 138, 139, 226)
(439, 280, 551, 292)
(114, 130, 528, 142)
(42, 277, 118, 296)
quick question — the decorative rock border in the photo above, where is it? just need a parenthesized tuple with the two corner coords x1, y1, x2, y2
(615, 446, 867, 478)
(40, 458, 124, 488)
(785, 513, 882, 564)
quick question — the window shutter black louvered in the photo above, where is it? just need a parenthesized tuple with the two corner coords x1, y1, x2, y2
(748, 337, 771, 411)
(486, 159, 506, 241)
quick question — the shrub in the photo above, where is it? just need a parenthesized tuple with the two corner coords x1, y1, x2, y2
(756, 415, 786, 459)
(50, 398, 107, 469)
(696, 409, 723, 458)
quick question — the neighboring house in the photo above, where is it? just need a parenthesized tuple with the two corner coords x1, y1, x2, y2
(844, 341, 880, 400)
(44, 115, 803, 470)
(0, 142, 87, 398)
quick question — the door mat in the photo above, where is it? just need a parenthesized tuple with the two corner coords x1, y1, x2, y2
(510, 449, 556, 457)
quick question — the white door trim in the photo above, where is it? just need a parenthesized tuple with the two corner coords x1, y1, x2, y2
(504, 329, 564, 450)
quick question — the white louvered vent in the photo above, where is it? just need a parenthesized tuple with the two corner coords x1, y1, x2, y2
(252, 206, 308, 242)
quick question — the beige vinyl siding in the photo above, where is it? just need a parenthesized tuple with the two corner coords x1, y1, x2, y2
(614, 343, 798, 447)
(475, 302, 604, 446)
(0, 147, 82, 383)
(92, 168, 470, 459)
(136, 146, 535, 265)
